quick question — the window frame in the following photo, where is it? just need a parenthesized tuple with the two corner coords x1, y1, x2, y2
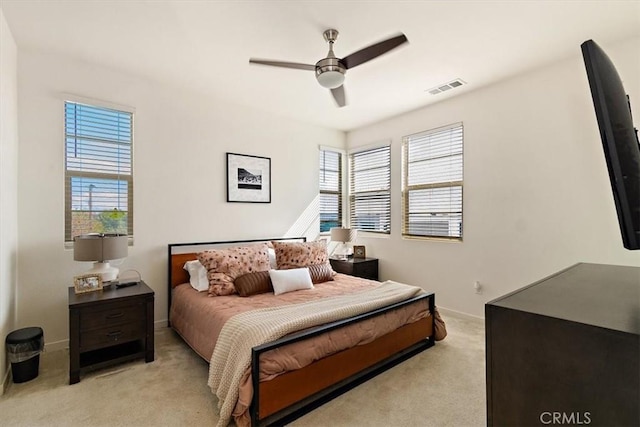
(401, 122, 464, 241)
(63, 96, 135, 244)
(319, 147, 344, 234)
(348, 143, 391, 235)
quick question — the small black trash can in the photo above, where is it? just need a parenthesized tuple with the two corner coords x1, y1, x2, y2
(5, 327, 44, 383)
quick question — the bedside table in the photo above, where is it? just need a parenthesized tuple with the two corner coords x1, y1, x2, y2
(68, 281, 154, 384)
(330, 257, 379, 281)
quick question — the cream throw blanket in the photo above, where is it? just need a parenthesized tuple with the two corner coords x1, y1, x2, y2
(208, 281, 425, 427)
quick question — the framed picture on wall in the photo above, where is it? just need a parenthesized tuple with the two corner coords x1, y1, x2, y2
(226, 152, 271, 203)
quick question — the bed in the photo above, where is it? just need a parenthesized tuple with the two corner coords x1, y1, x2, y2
(168, 237, 444, 426)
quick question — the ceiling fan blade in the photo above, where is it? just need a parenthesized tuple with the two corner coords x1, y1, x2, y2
(342, 33, 408, 69)
(249, 59, 316, 71)
(331, 85, 347, 108)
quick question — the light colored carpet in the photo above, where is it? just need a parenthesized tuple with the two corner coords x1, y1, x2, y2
(0, 311, 485, 426)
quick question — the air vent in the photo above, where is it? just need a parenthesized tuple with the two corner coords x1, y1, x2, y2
(426, 78, 466, 95)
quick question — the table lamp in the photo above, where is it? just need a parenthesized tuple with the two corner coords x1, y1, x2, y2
(74, 234, 128, 282)
(330, 227, 356, 259)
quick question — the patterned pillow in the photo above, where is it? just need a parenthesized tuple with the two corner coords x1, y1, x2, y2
(197, 243, 270, 296)
(234, 271, 272, 297)
(272, 240, 332, 270)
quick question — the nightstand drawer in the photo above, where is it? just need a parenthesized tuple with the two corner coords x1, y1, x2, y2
(330, 261, 353, 275)
(80, 320, 146, 350)
(330, 258, 379, 281)
(80, 301, 145, 331)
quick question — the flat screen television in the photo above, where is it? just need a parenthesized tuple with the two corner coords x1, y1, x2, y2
(581, 39, 640, 250)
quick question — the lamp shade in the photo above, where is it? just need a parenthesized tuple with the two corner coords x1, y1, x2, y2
(74, 234, 128, 262)
(330, 227, 356, 243)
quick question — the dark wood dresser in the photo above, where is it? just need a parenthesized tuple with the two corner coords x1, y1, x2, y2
(68, 281, 154, 384)
(330, 257, 379, 280)
(486, 263, 640, 426)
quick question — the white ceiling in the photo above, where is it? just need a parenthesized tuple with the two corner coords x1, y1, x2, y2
(2, 1, 639, 131)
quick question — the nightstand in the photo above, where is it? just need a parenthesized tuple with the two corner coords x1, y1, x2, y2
(330, 257, 379, 281)
(68, 281, 154, 384)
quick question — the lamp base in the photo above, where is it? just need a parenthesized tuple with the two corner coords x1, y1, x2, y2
(331, 243, 353, 260)
(86, 262, 119, 283)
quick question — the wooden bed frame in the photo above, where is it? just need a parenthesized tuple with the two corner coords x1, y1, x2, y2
(168, 238, 436, 426)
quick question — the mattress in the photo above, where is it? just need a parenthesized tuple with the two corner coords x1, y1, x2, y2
(170, 273, 428, 360)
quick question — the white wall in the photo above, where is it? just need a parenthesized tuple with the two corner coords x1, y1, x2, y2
(347, 36, 640, 318)
(17, 51, 344, 348)
(0, 7, 19, 392)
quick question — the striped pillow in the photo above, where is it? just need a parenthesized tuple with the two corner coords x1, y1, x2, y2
(234, 271, 272, 297)
(307, 263, 335, 284)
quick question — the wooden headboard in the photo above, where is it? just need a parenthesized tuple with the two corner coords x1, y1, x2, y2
(169, 252, 199, 288)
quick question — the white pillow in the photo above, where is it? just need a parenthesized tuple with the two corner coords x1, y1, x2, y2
(183, 260, 209, 292)
(269, 268, 314, 295)
(268, 247, 277, 270)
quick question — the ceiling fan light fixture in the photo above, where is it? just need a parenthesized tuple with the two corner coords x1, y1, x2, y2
(315, 56, 346, 89)
(317, 70, 345, 89)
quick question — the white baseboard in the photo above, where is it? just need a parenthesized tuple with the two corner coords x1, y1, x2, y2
(1, 365, 10, 395)
(45, 339, 68, 353)
(437, 305, 484, 322)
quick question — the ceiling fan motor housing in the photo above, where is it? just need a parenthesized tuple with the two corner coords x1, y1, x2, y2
(316, 29, 346, 89)
(315, 57, 346, 89)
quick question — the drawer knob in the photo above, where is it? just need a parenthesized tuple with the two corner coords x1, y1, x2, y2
(106, 312, 124, 319)
(107, 331, 123, 341)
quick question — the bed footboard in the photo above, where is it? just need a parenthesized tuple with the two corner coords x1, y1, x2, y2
(251, 293, 435, 426)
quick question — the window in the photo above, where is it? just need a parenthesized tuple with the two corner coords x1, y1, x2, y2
(402, 123, 463, 239)
(65, 101, 133, 242)
(319, 149, 342, 233)
(349, 145, 391, 234)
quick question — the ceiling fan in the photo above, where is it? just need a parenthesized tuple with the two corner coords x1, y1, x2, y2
(249, 29, 408, 107)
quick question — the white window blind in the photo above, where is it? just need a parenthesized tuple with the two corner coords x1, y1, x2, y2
(402, 123, 463, 239)
(319, 149, 342, 233)
(64, 101, 133, 242)
(349, 145, 391, 234)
